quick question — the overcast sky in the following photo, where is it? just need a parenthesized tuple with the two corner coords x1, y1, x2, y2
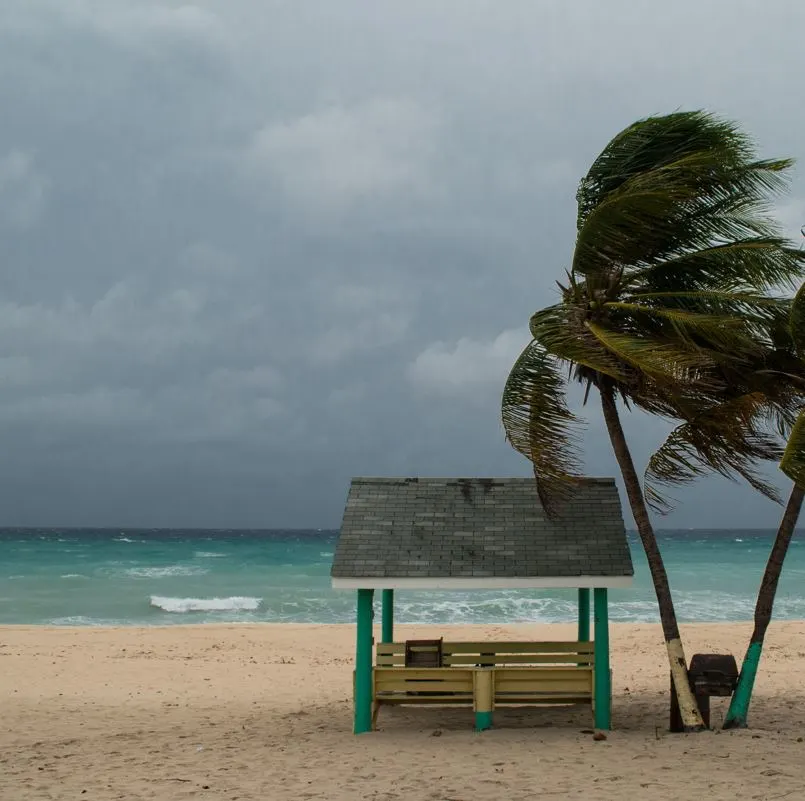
(2, 1, 805, 529)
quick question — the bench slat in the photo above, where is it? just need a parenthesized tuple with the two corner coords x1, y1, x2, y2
(443, 654, 594, 666)
(376, 641, 594, 656)
(375, 680, 476, 693)
(495, 679, 591, 693)
(374, 668, 474, 680)
(376, 695, 474, 704)
(494, 695, 591, 705)
(493, 666, 593, 676)
(444, 641, 594, 654)
(376, 654, 593, 666)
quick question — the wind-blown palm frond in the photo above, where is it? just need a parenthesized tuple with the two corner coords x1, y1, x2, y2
(528, 305, 628, 382)
(634, 239, 805, 294)
(576, 111, 755, 226)
(504, 110, 805, 517)
(584, 322, 719, 385)
(602, 302, 761, 354)
(776, 287, 805, 488)
(575, 163, 793, 283)
(645, 392, 784, 513)
(789, 283, 805, 355)
(626, 290, 791, 327)
(574, 111, 799, 295)
(780, 411, 805, 487)
(501, 341, 584, 514)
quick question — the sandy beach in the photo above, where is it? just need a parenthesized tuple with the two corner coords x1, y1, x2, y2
(1, 622, 805, 800)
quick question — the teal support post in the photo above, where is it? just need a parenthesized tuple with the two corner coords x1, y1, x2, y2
(354, 589, 375, 734)
(577, 588, 590, 642)
(593, 587, 611, 731)
(724, 641, 762, 728)
(381, 589, 394, 644)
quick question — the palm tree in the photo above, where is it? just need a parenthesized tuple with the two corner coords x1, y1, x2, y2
(645, 285, 805, 728)
(502, 111, 805, 731)
(724, 287, 805, 728)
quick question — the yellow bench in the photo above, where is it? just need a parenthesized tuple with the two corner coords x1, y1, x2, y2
(372, 641, 596, 730)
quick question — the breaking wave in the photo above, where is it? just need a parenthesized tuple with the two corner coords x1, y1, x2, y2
(124, 565, 208, 578)
(150, 596, 263, 613)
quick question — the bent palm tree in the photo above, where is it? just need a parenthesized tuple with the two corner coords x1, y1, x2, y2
(724, 289, 805, 728)
(645, 285, 805, 729)
(502, 111, 804, 731)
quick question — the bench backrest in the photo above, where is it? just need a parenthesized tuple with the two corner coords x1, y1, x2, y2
(376, 640, 594, 668)
(493, 666, 593, 698)
(373, 667, 475, 701)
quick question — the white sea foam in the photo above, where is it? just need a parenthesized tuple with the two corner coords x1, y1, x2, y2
(150, 596, 263, 613)
(193, 551, 227, 558)
(125, 565, 208, 578)
(115, 536, 137, 543)
(61, 574, 86, 579)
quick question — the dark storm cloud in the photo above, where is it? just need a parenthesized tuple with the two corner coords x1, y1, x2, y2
(1, 0, 804, 527)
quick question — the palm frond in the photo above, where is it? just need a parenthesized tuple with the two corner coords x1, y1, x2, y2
(501, 341, 584, 515)
(574, 110, 796, 285)
(575, 167, 793, 283)
(576, 110, 757, 227)
(635, 240, 805, 295)
(625, 290, 791, 327)
(789, 282, 805, 356)
(603, 301, 761, 354)
(645, 392, 784, 512)
(528, 305, 628, 381)
(780, 410, 805, 487)
(584, 322, 719, 385)
(502, 111, 805, 523)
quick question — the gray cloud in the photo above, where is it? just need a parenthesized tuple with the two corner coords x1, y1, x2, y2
(408, 329, 528, 398)
(245, 99, 441, 219)
(0, 150, 49, 229)
(1, 0, 804, 527)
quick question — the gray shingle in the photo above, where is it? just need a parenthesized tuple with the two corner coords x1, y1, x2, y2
(330, 477, 633, 580)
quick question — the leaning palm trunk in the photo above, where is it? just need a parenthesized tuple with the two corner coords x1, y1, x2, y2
(600, 387, 706, 730)
(723, 484, 804, 728)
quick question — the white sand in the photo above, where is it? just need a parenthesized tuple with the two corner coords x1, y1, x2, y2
(2, 622, 805, 800)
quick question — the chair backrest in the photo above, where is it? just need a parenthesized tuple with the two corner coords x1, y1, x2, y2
(404, 638, 443, 667)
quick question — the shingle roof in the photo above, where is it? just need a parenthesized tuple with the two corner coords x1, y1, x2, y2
(330, 477, 633, 587)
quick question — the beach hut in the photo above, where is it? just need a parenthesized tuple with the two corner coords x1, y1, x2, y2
(331, 477, 633, 733)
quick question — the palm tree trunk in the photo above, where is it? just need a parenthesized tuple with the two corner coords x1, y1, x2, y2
(723, 483, 804, 729)
(600, 385, 705, 731)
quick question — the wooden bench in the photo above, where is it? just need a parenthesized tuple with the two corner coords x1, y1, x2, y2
(372, 641, 596, 729)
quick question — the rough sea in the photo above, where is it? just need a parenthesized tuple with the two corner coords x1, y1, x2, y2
(1, 528, 803, 626)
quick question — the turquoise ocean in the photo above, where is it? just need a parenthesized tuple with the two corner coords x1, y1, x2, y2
(1, 528, 804, 626)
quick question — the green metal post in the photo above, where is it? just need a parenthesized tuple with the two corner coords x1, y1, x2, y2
(593, 587, 611, 730)
(354, 589, 375, 734)
(381, 589, 394, 644)
(577, 588, 590, 642)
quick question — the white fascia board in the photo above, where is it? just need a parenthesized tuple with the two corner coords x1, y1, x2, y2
(331, 575, 633, 591)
